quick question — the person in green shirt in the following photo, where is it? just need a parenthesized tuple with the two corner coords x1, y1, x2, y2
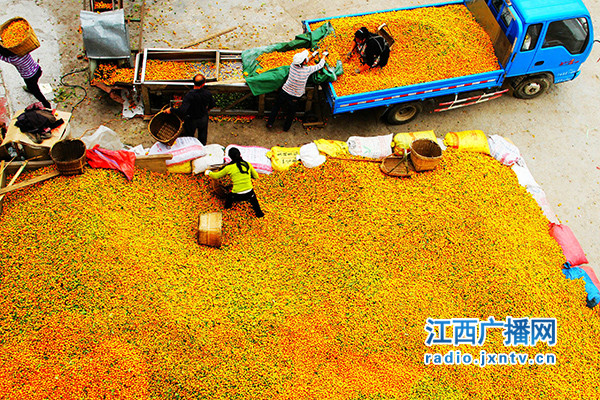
(206, 147, 264, 218)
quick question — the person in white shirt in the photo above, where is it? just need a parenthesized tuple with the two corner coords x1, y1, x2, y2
(266, 49, 328, 132)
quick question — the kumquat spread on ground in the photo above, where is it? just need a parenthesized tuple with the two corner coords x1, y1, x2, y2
(310, 4, 500, 96)
(0, 19, 29, 48)
(1, 150, 599, 398)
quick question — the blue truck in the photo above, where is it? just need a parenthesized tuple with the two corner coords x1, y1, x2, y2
(303, 0, 594, 124)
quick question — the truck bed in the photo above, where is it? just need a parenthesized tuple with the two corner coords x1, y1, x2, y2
(303, 0, 507, 115)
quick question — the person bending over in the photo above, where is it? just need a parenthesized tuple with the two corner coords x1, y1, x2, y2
(347, 27, 390, 74)
(206, 147, 264, 218)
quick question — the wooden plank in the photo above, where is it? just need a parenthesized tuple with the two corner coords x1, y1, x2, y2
(182, 27, 238, 49)
(138, 0, 146, 53)
(135, 154, 173, 174)
(0, 161, 28, 205)
(3, 160, 54, 174)
(0, 171, 61, 196)
(0, 161, 5, 213)
(258, 94, 265, 117)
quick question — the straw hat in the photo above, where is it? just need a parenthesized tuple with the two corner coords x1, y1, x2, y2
(292, 49, 309, 65)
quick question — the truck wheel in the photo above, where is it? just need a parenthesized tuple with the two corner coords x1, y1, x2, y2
(513, 76, 551, 99)
(385, 103, 421, 125)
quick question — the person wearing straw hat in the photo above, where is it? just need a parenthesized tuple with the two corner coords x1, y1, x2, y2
(166, 73, 215, 145)
(266, 48, 328, 132)
(0, 47, 51, 109)
(205, 147, 264, 218)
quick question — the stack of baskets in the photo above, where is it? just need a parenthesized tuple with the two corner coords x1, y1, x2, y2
(148, 106, 183, 147)
(0, 17, 40, 56)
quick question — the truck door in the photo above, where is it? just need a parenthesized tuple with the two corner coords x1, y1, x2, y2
(508, 17, 591, 82)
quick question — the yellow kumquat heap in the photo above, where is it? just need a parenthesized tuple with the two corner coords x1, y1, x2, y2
(256, 49, 318, 73)
(91, 63, 135, 86)
(311, 5, 500, 96)
(0, 19, 29, 48)
(94, 1, 113, 11)
(0, 150, 599, 399)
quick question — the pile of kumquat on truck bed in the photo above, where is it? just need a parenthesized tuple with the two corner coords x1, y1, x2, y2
(310, 4, 500, 96)
(0, 150, 599, 399)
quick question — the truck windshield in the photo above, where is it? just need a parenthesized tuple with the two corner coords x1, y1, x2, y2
(542, 18, 589, 54)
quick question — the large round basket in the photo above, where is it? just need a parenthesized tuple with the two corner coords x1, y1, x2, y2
(50, 139, 87, 176)
(409, 138, 442, 172)
(148, 106, 183, 147)
(0, 17, 40, 56)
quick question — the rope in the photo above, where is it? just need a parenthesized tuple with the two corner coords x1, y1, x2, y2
(59, 67, 89, 113)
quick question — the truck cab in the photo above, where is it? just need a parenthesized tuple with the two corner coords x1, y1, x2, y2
(487, 0, 593, 98)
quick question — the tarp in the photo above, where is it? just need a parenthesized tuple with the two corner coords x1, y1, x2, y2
(80, 9, 131, 59)
(562, 267, 600, 309)
(241, 23, 343, 96)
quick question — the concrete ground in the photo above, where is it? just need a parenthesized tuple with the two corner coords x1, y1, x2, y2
(1, 0, 599, 276)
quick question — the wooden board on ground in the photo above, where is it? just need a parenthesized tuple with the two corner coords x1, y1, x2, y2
(3, 160, 54, 174)
(0, 160, 5, 213)
(0, 170, 61, 196)
(135, 154, 173, 173)
(1, 110, 72, 160)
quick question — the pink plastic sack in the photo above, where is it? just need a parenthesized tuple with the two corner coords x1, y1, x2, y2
(86, 145, 136, 181)
(549, 223, 589, 267)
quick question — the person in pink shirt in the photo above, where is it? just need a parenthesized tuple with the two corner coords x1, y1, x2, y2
(0, 47, 51, 109)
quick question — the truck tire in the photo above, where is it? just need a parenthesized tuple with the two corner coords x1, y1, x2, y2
(385, 102, 421, 125)
(513, 76, 551, 99)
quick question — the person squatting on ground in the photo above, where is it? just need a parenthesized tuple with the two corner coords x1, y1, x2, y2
(346, 26, 390, 74)
(266, 49, 328, 132)
(0, 47, 52, 109)
(166, 74, 215, 145)
(206, 147, 265, 218)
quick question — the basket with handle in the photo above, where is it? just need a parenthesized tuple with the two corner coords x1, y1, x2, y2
(0, 17, 40, 56)
(409, 138, 442, 172)
(148, 105, 183, 147)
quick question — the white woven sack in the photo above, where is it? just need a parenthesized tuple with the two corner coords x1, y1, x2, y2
(192, 144, 225, 174)
(224, 144, 273, 174)
(148, 136, 207, 165)
(347, 134, 393, 159)
(298, 142, 326, 168)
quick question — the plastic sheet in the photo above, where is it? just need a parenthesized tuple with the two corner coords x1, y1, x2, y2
(80, 9, 131, 59)
(241, 23, 343, 96)
(86, 145, 136, 181)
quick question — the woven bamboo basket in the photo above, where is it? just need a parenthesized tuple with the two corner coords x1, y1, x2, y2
(0, 17, 40, 56)
(380, 154, 414, 177)
(50, 139, 87, 175)
(409, 138, 442, 172)
(148, 106, 183, 146)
